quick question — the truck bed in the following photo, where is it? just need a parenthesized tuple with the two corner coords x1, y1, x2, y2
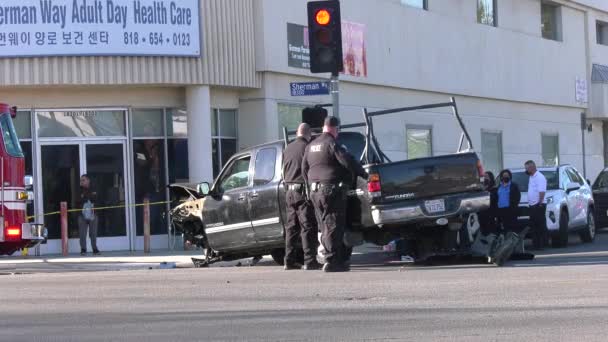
(370, 152, 483, 205)
(356, 152, 489, 229)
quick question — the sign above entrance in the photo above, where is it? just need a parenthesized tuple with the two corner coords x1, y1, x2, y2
(0, 0, 201, 57)
(37, 110, 126, 137)
(290, 82, 330, 97)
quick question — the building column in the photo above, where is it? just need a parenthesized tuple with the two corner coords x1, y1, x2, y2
(186, 85, 213, 184)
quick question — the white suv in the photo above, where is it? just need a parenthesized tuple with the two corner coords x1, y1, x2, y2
(509, 165, 596, 248)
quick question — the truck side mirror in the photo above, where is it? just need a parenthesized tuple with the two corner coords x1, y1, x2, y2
(566, 182, 581, 194)
(197, 182, 211, 197)
(10, 106, 17, 118)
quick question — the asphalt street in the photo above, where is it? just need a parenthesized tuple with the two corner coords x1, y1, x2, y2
(2, 232, 608, 342)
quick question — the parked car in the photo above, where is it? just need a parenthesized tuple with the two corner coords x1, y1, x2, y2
(591, 168, 608, 230)
(509, 165, 595, 248)
(169, 98, 490, 266)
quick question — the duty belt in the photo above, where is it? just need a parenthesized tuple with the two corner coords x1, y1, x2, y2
(310, 182, 345, 192)
(286, 183, 304, 192)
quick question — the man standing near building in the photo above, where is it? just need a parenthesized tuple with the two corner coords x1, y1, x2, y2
(302, 117, 367, 272)
(525, 160, 548, 250)
(282, 123, 322, 271)
(78, 174, 100, 256)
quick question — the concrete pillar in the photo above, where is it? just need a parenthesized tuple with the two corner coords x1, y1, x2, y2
(186, 86, 213, 184)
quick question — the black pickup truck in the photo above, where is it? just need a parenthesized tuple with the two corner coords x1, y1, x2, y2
(169, 98, 489, 266)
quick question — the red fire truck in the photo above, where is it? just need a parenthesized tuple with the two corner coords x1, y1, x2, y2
(0, 103, 45, 255)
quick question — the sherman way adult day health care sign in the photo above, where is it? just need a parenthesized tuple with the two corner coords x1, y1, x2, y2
(0, 0, 200, 57)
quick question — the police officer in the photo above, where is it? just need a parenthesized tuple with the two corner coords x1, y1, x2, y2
(302, 117, 368, 272)
(282, 123, 322, 270)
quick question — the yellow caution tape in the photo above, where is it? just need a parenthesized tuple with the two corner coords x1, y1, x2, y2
(26, 200, 171, 221)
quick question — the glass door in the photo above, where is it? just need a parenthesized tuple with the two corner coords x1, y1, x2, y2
(38, 141, 129, 254)
(40, 144, 81, 244)
(84, 142, 129, 250)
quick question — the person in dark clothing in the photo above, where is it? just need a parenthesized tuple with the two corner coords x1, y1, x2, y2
(282, 123, 322, 271)
(78, 174, 100, 255)
(478, 171, 498, 235)
(302, 117, 368, 272)
(494, 169, 521, 234)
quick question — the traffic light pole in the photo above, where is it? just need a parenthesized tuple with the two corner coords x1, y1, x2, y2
(330, 73, 339, 117)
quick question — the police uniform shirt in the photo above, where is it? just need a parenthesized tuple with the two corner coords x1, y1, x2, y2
(302, 133, 366, 184)
(528, 171, 547, 206)
(282, 137, 309, 184)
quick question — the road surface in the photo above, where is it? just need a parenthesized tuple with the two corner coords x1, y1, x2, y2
(1, 233, 608, 341)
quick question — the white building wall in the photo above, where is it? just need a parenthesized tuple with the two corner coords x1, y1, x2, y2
(255, 0, 588, 109)
(497, 0, 543, 36)
(240, 72, 604, 179)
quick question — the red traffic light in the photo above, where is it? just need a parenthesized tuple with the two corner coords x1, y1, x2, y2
(315, 9, 331, 25)
(307, 1, 343, 74)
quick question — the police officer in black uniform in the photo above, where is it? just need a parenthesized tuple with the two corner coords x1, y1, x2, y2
(302, 117, 368, 272)
(282, 123, 322, 270)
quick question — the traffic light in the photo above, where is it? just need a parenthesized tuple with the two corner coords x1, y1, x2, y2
(307, 1, 343, 74)
(302, 106, 328, 129)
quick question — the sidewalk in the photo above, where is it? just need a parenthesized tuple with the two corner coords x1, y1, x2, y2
(0, 249, 205, 274)
(0, 244, 387, 274)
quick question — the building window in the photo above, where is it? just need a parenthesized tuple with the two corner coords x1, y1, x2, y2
(167, 109, 189, 184)
(131, 108, 189, 236)
(278, 103, 306, 138)
(481, 131, 503, 174)
(477, 0, 497, 27)
(15, 110, 34, 219)
(542, 134, 559, 166)
(597, 21, 608, 46)
(132, 109, 166, 237)
(541, 2, 562, 41)
(401, 0, 427, 10)
(406, 126, 432, 159)
(211, 109, 238, 177)
(36, 110, 126, 137)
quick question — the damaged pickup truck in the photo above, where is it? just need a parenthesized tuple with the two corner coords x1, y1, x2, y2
(169, 98, 490, 266)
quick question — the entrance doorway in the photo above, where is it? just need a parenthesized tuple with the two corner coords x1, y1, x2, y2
(38, 141, 129, 253)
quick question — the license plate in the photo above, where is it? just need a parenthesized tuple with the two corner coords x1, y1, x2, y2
(425, 199, 446, 214)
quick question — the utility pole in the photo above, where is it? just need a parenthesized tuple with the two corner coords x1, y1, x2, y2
(581, 112, 587, 178)
(330, 73, 339, 117)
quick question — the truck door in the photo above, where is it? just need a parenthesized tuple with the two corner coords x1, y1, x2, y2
(203, 153, 256, 251)
(249, 147, 284, 244)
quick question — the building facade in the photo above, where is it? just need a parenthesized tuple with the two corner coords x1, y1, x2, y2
(1, 0, 607, 254)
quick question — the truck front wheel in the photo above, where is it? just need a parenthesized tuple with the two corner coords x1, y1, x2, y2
(271, 248, 305, 266)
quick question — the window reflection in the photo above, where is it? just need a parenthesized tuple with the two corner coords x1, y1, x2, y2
(168, 139, 189, 184)
(133, 139, 167, 236)
(21, 141, 34, 220)
(37, 111, 125, 137)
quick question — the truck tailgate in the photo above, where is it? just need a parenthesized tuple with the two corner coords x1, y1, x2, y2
(370, 152, 483, 204)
